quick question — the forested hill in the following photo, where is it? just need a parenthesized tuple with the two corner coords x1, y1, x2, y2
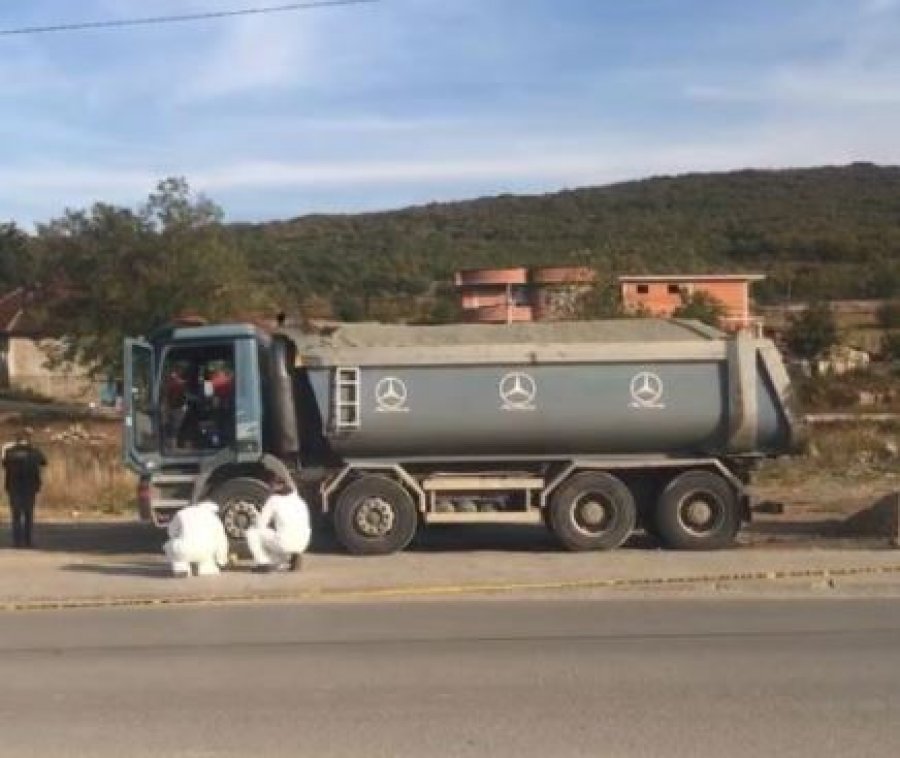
(235, 163, 900, 318)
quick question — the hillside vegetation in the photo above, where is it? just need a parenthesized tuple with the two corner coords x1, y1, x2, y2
(4, 164, 900, 372)
(234, 163, 900, 320)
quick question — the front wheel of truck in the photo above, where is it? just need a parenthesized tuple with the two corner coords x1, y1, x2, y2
(210, 477, 269, 542)
(333, 475, 418, 555)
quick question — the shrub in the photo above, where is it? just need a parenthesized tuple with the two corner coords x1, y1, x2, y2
(671, 290, 728, 328)
(785, 303, 837, 361)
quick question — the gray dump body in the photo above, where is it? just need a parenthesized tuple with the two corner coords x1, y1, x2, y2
(283, 319, 797, 461)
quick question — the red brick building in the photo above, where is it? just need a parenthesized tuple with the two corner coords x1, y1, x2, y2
(455, 266, 595, 323)
(618, 274, 765, 332)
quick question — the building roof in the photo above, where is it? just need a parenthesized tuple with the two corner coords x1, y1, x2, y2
(618, 273, 765, 283)
(455, 268, 529, 286)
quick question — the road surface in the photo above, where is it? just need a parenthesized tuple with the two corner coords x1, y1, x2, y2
(1, 598, 900, 757)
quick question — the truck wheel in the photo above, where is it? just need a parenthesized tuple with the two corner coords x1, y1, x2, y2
(333, 475, 418, 555)
(549, 472, 636, 551)
(654, 471, 740, 550)
(210, 477, 269, 541)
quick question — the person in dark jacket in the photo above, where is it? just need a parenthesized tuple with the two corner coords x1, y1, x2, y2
(2, 431, 47, 548)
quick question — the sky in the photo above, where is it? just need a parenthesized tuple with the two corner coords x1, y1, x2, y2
(1, 0, 899, 225)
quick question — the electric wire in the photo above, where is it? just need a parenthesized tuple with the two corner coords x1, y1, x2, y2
(0, 0, 379, 37)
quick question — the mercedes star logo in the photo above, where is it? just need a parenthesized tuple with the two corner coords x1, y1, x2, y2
(374, 376, 409, 412)
(629, 371, 665, 409)
(499, 372, 537, 411)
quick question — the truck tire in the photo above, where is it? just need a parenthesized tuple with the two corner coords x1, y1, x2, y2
(549, 472, 636, 551)
(333, 475, 418, 555)
(210, 477, 269, 541)
(654, 470, 740, 550)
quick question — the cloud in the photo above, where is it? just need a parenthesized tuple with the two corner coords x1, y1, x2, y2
(175, 10, 323, 101)
(0, 42, 73, 96)
(686, 67, 900, 107)
(685, 0, 900, 109)
(3, 114, 895, 215)
(2, 0, 900, 226)
(861, 0, 899, 14)
(0, 166, 153, 194)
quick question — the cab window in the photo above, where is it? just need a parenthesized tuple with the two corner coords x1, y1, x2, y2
(160, 344, 235, 453)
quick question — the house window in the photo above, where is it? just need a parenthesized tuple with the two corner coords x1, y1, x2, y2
(636, 284, 649, 295)
(511, 286, 530, 306)
(667, 284, 681, 295)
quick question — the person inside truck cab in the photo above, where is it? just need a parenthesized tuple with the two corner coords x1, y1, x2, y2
(206, 364, 233, 401)
(162, 363, 191, 450)
(161, 352, 236, 451)
(201, 363, 234, 447)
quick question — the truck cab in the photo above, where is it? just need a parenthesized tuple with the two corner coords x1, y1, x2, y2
(124, 323, 296, 537)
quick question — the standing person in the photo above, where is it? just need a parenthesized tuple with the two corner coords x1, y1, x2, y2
(245, 473, 311, 572)
(162, 500, 230, 578)
(2, 430, 47, 549)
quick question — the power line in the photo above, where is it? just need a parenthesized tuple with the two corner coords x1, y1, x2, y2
(0, 0, 379, 37)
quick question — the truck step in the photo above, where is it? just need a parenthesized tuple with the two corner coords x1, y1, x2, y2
(151, 473, 197, 484)
(152, 498, 192, 509)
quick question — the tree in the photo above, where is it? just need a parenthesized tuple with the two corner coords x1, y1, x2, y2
(425, 282, 463, 324)
(671, 290, 728, 328)
(575, 281, 623, 319)
(784, 303, 838, 362)
(0, 222, 34, 290)
(34, 178, 275, 376)
(333, 293, 364, 322)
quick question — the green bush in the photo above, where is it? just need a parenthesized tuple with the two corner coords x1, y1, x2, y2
(785, 303, 838, 362)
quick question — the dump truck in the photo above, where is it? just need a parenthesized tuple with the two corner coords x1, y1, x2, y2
(123, 318, 801, 554)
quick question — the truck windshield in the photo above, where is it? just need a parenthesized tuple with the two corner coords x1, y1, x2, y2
(161, 344, 235, 454)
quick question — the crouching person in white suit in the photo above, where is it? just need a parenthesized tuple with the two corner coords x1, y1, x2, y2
(245, 474, 311, 572)
(163, 500, 230, 578)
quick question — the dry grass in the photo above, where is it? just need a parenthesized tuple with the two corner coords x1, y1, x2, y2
(757, 421, 900, 486)
(1, 414, 137, 517)
(40, 442, 137, 515)
(749, 422, 900, 520)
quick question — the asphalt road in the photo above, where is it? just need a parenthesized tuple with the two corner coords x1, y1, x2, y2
(2, 598, 900, 757)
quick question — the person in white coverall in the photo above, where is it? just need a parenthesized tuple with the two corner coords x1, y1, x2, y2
(245, 475, 310, 572)
(163, 500, 229, 577)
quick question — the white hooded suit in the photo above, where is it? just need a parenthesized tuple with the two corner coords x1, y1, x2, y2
(245, 489, 311, 569)
(163, 500, 229, 576)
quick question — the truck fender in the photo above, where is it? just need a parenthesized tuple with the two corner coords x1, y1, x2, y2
(191, 451, 293, 504)
(191, 449, 240, 504)
(259, 454, 294, 490)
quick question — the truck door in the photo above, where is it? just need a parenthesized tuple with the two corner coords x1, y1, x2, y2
(123, 338, 160, 472)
